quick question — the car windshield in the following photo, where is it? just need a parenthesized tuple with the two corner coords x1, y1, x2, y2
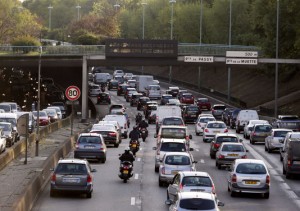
(179, 198, 215, 210)
(274, 131, 291, 137)
(207, 123, 226, 128)
(163, 118, 183, 125)
(222, 144, 244, 152)
(55, 163, 87, 175)
(161, 128, 186, 139)
(236, 163, 267, 174)
(78, 136, 101, 144)
(0, 105, 10, 112)
(165, 155, 190, 165)
(278, 122, 300, 129)
(160, 143, 186, 152)
(216, 136, 238, 143)
(182, 176, 212, 187)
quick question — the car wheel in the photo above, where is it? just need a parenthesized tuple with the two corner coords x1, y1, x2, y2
(265, 145, 268, 151)
(203, 139, 207, 143)
(227, 184, 230, 192)
(286, 172, 291, 179)
(196, 132, 200, 136)
(217, 163, 221, 170)
(167, 190, 170, 200)
(158, 178, 164, 187)
(155, 166, 159, 173)
(210, 153, 215, 159)
(114, 143, 119, 148)
(86, 192, 92, 198)
(267, 146, 272, 153)
(50, 190, 56, 197)
(280, 154, 283, 161)
(236, 128, 240, 134)
(215, 161, 218, 167)
(230, 189, 236, 197)
(263, 192, 269, 199)
(283, 165, 286, 175)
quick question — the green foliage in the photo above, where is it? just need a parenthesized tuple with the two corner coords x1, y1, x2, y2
(77, 33, 99, 45)
(11, 35, 40, 46)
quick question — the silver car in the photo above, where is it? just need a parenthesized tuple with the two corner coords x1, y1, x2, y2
(203, 121, 228, 142)
(227, 159, 270, 199)
(167, 171, 216, 202)
(50, 158, 97, 198)
(265, 128, 293, 153)
(159, 152, 197, 187)
(165, 192, 224, 211)
(215, 142, 248, 169)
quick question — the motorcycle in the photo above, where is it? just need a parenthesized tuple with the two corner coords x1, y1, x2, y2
(129, 140, 140, 156)
(101, 85, 105, 92)
(140, 127, 148, 142)
(118, 161, 133, 183)
(135, 114, 142, 125)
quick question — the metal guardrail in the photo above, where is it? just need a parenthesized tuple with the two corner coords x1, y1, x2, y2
(0, 44, 261, 57)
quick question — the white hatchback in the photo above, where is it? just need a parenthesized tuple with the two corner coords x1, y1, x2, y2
(195, 116, 216, 136)
(203, 121, 228, 142)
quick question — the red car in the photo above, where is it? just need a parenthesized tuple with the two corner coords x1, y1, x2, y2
(196, 98, 211, 110)
(33, 110, 50, 126)
(179, 93, 194, 104)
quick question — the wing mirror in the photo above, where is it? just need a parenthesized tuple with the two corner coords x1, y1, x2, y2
(154, 134, 157, 138)
(189, 135, 192, 139)
(153, 147, 157, 150)
(165, 199, 173, 205)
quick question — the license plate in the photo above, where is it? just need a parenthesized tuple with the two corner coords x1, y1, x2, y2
(191, 189, 205, 192)
(123, 170, 129, 174)
(191, 115, 196, 117)
(214, 131, 220, 133)
(132, 144, 137, 147)
(228, 154, 238, 157)
(85, 146, 95, 149)
(245, 180, 257, 184)
(293, 161, 300, 165)
(63, 178, 80, 183)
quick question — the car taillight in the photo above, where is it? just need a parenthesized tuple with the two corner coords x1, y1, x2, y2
(241, 155, 247, 159)
(161, 167, 165, 174)
(224, 128, 228, 133)
(123, 166, 129, 170)
(51, 173, 56, 182)
(211, 109, 215, 112)
(184, 114, 188, 116)
(87, 174, 92, 183)
(232, 174, 237, 183)
(204, 129, 209, 133)
(218, 154, 225, 159)
(288, 159, 292, 167)
(214, 143, 220, 149)
(108, 132, 116, 136)
(253, 132, 256, 136)
(124, 124, 127, 129)
(266, 175, 270, 185)
(212, 184, 216, 194)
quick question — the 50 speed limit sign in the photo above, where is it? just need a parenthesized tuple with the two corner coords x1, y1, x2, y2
(65, 85, 81, 101)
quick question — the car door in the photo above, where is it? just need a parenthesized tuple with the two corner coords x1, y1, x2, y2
(168, 174, 181, 201)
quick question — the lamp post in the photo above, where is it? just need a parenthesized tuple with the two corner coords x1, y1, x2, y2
(114, 3, 120, 11)
(36, 46, 42, 156)
(76, 4, 81, 21)
(198, 0, 203, 90)
(141, 2, 147, 75)
(48, 5, 53, 30)
(227, 0, 232, 103)
(169, 0, 176, 84)
(275, 0, 279, 118)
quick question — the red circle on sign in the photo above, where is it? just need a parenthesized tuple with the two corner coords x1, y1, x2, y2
(65, 86, 81, 101)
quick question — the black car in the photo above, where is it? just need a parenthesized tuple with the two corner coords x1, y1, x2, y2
(137, 97, 150, 111)
(182, 105, 201, 123)
(117, 84, 130, 96)
(144, 103, 158, 118)
(108, 80, 119, 90)
(160, 94, 173, 105)
(222, 108, 235, 125)
(97, 92, 111, 104)
(130, 93, 143, 106)
(229, 108, 242, 129)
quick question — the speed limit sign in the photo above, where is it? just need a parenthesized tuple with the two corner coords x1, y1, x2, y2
(65, 85, 81, 101)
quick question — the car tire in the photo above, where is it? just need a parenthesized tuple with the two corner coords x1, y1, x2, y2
(86, 192, 92, 198)
(265, 145, 268, 151)
(267, 146, 272, 153)
(210, 153, 215, 159)
(158, 178, 164, 187)
(227, 184, 230, 192)
(236, 128, 240, 134)
(196, 132, 200, 136)
(217, 163, 221, 170)
(230, 189, 236, 197)
(280, 154, 283, 161)
(203, 139, 207, 143)
(50, 190, 56, 197)
(155, 166, 159, 173)
(286, 172, 291, 179)
(101, 158, 106, 163)
(263, 192, 269, 199)
(283, 165, 286, 175)
(167, 190, 170, 200)
(114, 143, 119, 148)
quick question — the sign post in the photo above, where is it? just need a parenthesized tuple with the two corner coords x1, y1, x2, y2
(65, 86, 81, 136)
(17, 113, 29, 164)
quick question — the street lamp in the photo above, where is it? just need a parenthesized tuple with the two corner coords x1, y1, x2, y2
(169, 0, 176, 40)
(275, 0, 279, 118)
(141, 2, 147, 39)
(76, 4, 81, 21)
(36, 46, 42, 156)
(48, 5, 53, 30)
(227, 0, 232, 103)
(114, 3, 120, 11)
(198, 0, 203, 90)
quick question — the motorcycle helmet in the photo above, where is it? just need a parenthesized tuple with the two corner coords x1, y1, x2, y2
(125, 147, 130, 152)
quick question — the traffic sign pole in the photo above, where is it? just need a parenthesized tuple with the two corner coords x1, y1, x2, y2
(65, 86, 81, 136)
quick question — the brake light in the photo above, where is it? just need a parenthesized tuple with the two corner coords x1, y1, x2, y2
(241, 155, 247, 159)
(288, 159, 292, 167)
(232, 174, 237, 183)
(224, 129, 228, 133)
(214, 143, 220, 149)
(161, 167, 165, 174)
(253, 132, 256, 136)
(264, 175, 270, 185)
(204, 129, 209, 133)
(179, 183, 183, 190)
(51, 173, 56, 182)
(184, 114, 188, 116)
(218, 154, 225, 159)
(75, 143, 79, 149)
(87, 174, 92, 183)
(108, 132, 116, 136)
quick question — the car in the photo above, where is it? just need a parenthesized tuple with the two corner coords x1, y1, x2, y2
(165, 192, 224, 211)
(130, 92, 143, 106)
(107, 79, 119, 90)
(74, 133, 107, 163)
(109, 104, 126, 113)
(123, 73, 133, 81)
(161, 94, 174, 105)
(210, 133, 242, 158)
(47, 106, 63, 119)
(168, 86, 180, 97)
(182, 105, 201, 123)
(0, 122, 15, 147)
(113, 69, 124, 77)
(235, 109, 259, 133)
(177, 90, 188, 101)
(282, 135, 300, 178)
(88, 84, 101, 96)
(227, 159, 270, 199)
(148, 110, 157, 124)
(51, 102, 67, 118)
(127, 79, 137, 88)
(196, 98, 211, 111)
(221, 108, 235, 125)
(280, 132, 300, 161)
(155, 125, 192, 146)
(158, 152, 197, 187)
(215, 142, 248, 169)
(167, 99, 180, 106)
(0, 128, 6, 153)
(90, 124, 120, 147)
(271, 115, 300, 132)
(97, 92, 111, 104)
(98, 120, 122, 139)
(195, 115, 216, 136)
(249, 123, 272, 145)
(167, 171, 216, 202)
(50, 158, 97, 198)
(243, 120, 269, 139)
(144, 102, 158, 118)
(114, 75, 125, 84)
(43, 108, 59, 123)
(146, 84, 161, 99)
(137, 96, 150, 111)
(211, 104, 226, 119)
(124, 87, 136, 99)
(117, 83, 130, 96)
(265, 129, 293, 153)
(125, 90, 137, 102)
(32, 110, 50, 126)
(153, 139, 193, 173)
(102, 114, 128, 138)
(203, 121, 228, 142)
(179, 93, 194, 104)
(228, 108, 241, 129)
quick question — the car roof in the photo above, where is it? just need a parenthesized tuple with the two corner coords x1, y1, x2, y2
(206, 121, 226, 124)
(57, 158, 88, 165)
(160, 138, 186, 143)
(220, 142, 243, 146)
(234, 159, 266, 165)
(79, 133, 102, 137)
(160, 125, 186, 129)
(178, 192, 215, 200)
(180, 171, 210, 177)
(215, 133, 238, 138)
(164, 152, 191, 156)
(272, 128, 293, 132)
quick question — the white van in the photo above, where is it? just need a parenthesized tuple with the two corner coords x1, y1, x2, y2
(102, 115, 128, 138)
(235, 110, 259, 133)
(94, 73, 111, 85)
(146, 84, 161, 99)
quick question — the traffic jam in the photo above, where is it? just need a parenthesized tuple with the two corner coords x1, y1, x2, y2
(47, 68, 300, 211)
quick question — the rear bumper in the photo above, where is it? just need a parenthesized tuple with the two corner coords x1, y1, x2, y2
(231, 183, 269, 194)
(74, 150, 106, 160)
(50, 183, 93, 193)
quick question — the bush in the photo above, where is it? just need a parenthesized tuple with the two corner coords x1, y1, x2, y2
(11, 36, 41, 54)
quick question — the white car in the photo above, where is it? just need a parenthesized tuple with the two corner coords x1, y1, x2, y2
(203, 121, 228, 142)
(0, 128, 7, 152)
(102, 114, 128, 138)
(195, 115, 216, 136)
(88, 84, 101, 97)
(243, 119, 269, 139)
(265, 128, 293, 153)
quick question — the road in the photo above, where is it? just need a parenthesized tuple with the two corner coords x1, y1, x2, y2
(32, 82, 300, 211)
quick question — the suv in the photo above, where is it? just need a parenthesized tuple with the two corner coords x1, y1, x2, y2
(50, 158, 97, 198)
(74, 133, 107, 163)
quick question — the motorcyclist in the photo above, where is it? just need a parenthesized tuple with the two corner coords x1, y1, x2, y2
(129, 126, 140, 141)
(135, 113, 142, 124)
(119, 147, 135, 163)
(138, 119, 149, 136)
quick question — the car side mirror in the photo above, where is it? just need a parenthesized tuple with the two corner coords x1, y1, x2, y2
(217, 201, 225, 207)
(165, 199, 173, 206)
(189, 148, 194, 151)
(91, 169, 97, 173)
(246, 149, 249, 152)
(154, 134, 157, 138)
(189, 135, 192, 139)
(153, 147, 157, 150)
(239, 139, 243, 142)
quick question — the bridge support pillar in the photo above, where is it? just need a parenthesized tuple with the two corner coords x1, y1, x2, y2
(81, 56, 88, 122)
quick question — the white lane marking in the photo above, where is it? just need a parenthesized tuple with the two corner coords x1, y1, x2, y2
(137, 158, 141, 162)
(135, 174, 139, 179)
(280, 182, 291, 190)
(245, 144, 273, 169)
(195, 149, 199, 152)
(272, 175, 284, 182)
(286, 190, 298, 199)
(131, 197, 135, 205)
(200, 159, 205, 164)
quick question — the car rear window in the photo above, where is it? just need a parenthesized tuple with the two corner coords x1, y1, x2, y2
(207, 123, 226, 128)
(55, 163, 87, 174)
(274, 131, 291, 137)
(216, 136, 238, 143)
(182, 176, 212, 187)
(162, 118, 183, 125)
(255, 125, 272, 132)
(236, 163, 267, 174)
(213, 105, 226, 110)
(78, 136, 101, 144)
(161, 128, 186, 139)
(187, 107, 199, 111)
(197, 98, 209, 103)
(165, 155, 190, 165)
(199, 117, 215, 123)
(221, 144, 244, 152)
(160, 143, 186, 152)
(180, 198, 215, 210)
